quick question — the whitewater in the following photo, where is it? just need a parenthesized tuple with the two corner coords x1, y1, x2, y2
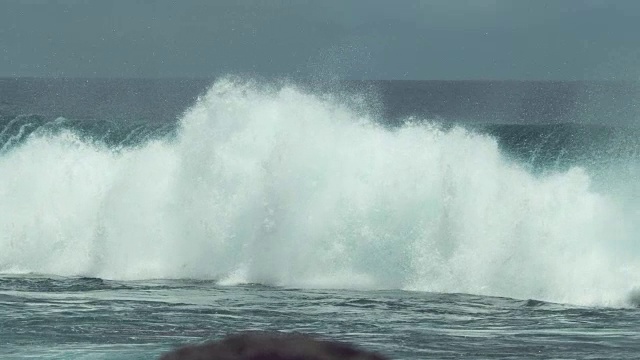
(1, 78, 638, 308)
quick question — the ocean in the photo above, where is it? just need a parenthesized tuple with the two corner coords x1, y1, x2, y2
(1, 77, 639, 359)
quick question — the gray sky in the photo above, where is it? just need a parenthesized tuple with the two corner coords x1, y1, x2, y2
(1, 0, 639, 80)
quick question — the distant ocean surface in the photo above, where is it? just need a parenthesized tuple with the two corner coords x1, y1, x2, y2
(1, 77, 640, 359)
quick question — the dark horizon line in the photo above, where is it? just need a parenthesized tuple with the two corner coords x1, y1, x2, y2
(1, 76, 639, 84)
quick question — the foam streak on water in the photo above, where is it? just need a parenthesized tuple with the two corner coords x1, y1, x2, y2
(0, 79, 638, 306)
(2, 277, 639, 360)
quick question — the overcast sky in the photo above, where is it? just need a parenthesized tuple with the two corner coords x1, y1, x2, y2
(1, 0, 639, 80)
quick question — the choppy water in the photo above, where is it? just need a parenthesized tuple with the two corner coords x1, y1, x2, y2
(1, 78, 640, 358)
(2, 276, 639, 359)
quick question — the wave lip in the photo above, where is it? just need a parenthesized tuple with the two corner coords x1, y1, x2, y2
(0, 78, 638, 307)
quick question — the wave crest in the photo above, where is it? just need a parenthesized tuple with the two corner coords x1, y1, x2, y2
(0, 78, 638, 306)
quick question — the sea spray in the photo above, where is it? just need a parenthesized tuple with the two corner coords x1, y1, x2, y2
(0, 78, 638, 306)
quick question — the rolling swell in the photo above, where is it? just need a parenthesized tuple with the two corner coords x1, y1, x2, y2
(0, 78, 639, 307)
(481, 123, 640, 171)
(0, 115, 176, 152)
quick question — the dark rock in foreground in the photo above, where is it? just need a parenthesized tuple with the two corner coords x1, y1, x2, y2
(159, 332, 388, 360)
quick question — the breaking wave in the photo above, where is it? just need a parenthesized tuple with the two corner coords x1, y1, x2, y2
(1, 78, 639, 306)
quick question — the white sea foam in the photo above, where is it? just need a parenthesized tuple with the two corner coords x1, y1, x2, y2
(0, 78, 638, 306)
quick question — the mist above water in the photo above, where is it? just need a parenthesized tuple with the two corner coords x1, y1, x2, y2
(0, 78, 638, 306)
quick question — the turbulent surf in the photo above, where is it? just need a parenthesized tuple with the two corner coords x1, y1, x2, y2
(0, 78, 639, 307)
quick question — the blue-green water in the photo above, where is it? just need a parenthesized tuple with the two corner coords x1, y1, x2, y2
(2, 276, 639, 359)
